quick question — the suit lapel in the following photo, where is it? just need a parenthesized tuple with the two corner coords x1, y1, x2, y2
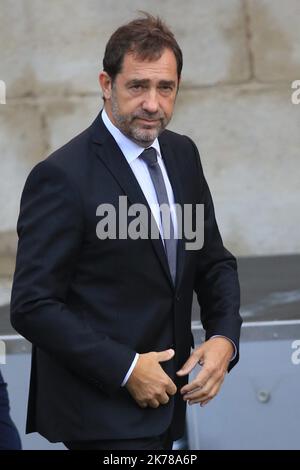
(91, 113, 174, 288)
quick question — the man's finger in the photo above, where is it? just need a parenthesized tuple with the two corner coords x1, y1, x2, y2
(138, 401, 148, 408)
(183, 386, 204, 400)
(176, 350, 203, 376)
(180, 367, 211, 395)
(185, 378, 223, 404)
(156, 349, 175, 363)
(183, 378, 214, 401)
(200, 399, 211, 407)
(166, 379, 177, 396)
(148, 398, 160, 409)
(159, 393, 170, 405)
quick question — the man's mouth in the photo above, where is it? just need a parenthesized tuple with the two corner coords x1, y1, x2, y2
(136, 118, 160, 124)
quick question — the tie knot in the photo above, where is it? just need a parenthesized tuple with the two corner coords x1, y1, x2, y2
(139, 147, 157, 167)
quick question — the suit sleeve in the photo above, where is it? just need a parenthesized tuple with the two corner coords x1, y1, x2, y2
(186, 137, 242, 371)
(10, 159, 136, 394)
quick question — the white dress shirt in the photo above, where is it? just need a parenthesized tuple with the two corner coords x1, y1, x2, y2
(101, 109, 236, 387)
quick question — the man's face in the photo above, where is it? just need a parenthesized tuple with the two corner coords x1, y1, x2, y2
(100, 48, 179, 147)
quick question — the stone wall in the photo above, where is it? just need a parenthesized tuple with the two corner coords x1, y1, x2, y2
(1, 0, 300, 276)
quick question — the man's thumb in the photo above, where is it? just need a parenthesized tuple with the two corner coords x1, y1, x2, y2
(157, 349, 175, 363)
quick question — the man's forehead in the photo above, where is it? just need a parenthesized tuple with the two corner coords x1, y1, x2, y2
(120, 49, 177, 77)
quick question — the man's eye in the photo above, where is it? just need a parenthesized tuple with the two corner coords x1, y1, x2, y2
(131, 85, 142, 90)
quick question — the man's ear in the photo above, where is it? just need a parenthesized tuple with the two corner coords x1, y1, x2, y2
(99, 71, 112, 100)
(176, 76, 181, 95)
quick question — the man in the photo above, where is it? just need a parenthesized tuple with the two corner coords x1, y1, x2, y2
(10, 14, 242, 450)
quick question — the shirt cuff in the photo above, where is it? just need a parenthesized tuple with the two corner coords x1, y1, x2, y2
(121, 353, 139, 386)
(210, 335, 237, 361)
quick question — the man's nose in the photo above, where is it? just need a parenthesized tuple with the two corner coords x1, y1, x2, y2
(142, 89, 159, 114)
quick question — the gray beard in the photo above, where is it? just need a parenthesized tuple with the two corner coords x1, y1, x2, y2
(110, 93, 169, 147)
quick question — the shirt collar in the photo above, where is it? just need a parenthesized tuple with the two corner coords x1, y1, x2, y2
(101, 108, 162, 164)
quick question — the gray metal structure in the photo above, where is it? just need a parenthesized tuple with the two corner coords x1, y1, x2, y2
(187, 254, 300, 450)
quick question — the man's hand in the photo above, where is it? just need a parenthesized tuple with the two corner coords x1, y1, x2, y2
(126, 349, 177, 409)
(176, 337, 234, 406)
